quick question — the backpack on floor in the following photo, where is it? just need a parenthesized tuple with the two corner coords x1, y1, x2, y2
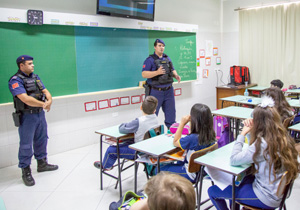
(109, 191, 146, 210)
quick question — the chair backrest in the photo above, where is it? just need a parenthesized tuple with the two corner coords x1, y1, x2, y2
(143, 125, 164, 140)
(188, 143, 218, 173)
(283, 115, 295, 129)
(237, 171, 293, 210)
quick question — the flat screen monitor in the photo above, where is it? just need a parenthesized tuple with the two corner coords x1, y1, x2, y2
(97, 0, 155, 21)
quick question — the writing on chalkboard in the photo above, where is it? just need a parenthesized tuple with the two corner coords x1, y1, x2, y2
(176, 39, 196, 80)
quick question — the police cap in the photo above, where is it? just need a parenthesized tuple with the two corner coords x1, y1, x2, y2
(16, 55, 34, 64)
(154, 39, 165, 46)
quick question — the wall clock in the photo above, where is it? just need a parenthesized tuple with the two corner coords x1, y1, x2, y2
(27, 10, 43, 25)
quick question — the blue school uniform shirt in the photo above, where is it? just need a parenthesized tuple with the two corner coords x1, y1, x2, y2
(179, 134, 214, 180)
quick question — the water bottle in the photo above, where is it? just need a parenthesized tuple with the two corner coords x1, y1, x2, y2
(244, 88, 249, 97)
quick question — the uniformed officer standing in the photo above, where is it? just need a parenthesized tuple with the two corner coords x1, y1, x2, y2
(142, 39, 181, 129)
(8, 55, 58, 186)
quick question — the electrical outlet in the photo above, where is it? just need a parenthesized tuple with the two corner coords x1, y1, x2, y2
(112, 112, 118, 117)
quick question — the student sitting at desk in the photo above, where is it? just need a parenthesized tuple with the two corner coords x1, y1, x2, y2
(130, 172, 196, 210)
(94, 96, 159, 170)
(270, 79, 284, 89)
(264, 87, 294, 122)
(156, 103, 216, 182)
(208, 96, 299, 210)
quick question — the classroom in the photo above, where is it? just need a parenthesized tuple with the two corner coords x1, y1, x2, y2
(0, 0, 300, 209)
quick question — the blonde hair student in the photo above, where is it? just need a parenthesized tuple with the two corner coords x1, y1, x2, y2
(208, 96, 299, 210)
(130, 172, 196, 210)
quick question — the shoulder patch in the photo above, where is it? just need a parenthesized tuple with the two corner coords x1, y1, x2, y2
(143, 64, 146, 68)
(12, 82, 19, 89)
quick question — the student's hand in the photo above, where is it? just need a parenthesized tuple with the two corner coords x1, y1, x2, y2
(243, 118, 253, 127)
(156, 66, 166, 75)
(181, 115, 191, 125)
(241, 125, 251, 136)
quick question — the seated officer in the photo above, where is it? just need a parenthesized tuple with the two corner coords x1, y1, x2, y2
(8, 55, 58, 186)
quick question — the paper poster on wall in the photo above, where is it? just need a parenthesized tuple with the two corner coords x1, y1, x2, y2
(205, 57, 211, 66)
(216, 57, 221, 65)
(120, 96, 130, 105)
(199, 49, 205, 58)
(205, 40, 213, 57)
(131, 95, 141, 104)
(110, 98, 119, 107)
(197, 58, 200, 67)
(203, 69, 209, 78)
(213, 47, 218, 56)
(98, 99, 109, 110)
(174, 88, 182, 96)
(84, 101, 97, 112)
(195, 67, 203, 85)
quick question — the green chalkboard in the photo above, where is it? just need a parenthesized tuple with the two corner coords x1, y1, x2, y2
(148, 31, 197, 81)
(0, 22, 77, 104)
(0, 22, 196, 104)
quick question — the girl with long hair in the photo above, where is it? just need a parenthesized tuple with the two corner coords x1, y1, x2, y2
(159, 103, 216, 182)
(208, 96, 299, 209)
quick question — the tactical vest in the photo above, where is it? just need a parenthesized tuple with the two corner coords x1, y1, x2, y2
(11, 70, 45, 112)
(150, 54, 174, 85)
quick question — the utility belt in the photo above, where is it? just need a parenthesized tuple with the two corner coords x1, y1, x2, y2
(21, 108, 43, 114)
(151, 85, 172, 91)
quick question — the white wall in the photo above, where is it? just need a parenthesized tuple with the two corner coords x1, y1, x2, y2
(0, 0, 222, 168)
(221, 0, 292, 84)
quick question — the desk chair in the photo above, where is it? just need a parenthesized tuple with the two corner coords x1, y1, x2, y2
(188, 143, 218, 210)
(237, 171, 293, 210)
(133, 125, 164, 192)
(116, 125, 164, 189)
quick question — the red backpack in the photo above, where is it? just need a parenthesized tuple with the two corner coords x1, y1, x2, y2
(229, 66, 250, 85)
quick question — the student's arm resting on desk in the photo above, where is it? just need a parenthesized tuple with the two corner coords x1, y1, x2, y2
(230, 135, 255, 166)
(119, 118, 139, 134)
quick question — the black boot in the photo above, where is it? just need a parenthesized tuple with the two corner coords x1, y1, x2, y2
(37, 158, 58, 172)
(22, 166, 35, 186)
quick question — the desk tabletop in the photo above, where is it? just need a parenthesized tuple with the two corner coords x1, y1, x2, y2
(194, 142, 251, 176)
(212, 106, 253, 119)
(288, 99, 300, 108)
(288, 123, 300, 132)
(220, 95, 261, 106)
(95, 125, 132, 139)
(129, 134, 177, 157)
(247, 86, 268, 91)
(286, 89, 300, 94)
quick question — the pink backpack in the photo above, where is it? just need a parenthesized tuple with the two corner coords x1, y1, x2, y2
(169, 123, 190, 135)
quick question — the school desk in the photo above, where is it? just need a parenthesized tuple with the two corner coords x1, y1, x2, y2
(194, 142, 251, 210)
(286, 89, 300, 99)
(247, 86, 268, 97)
(220, 95, 261, 108)
(95, 125, 134, 198)
(288, 123, 300, 138)
(216, 83, 257, 109)
(212, 106, 253, 140)
(288, 99, 300, 113)
(129, 134, 177, 192)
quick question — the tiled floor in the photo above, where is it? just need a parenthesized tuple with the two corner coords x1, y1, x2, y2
(0, 143, 299, 210)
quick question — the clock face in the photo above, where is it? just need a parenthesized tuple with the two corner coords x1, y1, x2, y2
(27, 10, 43, 25)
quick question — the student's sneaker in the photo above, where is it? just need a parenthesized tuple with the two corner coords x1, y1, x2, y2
(93, 161, 113, 171)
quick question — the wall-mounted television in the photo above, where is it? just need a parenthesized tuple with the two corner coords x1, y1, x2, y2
(97, 0, 155, 21)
